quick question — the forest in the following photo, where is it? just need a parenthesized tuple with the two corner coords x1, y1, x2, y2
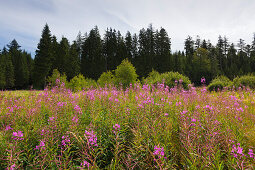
(1, 23, 255, 89)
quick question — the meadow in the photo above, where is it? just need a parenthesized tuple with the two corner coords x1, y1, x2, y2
(0, 83, 255, 169)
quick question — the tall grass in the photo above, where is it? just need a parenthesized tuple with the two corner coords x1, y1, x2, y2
(0, 83, 254, 169)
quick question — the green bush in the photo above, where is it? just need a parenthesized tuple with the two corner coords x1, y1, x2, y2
(68, 74, 97, 92)
(97, 71, 115, 87)
(47, 69, 67, 88)
(233, 75, 255, 89)
(144, 71, 191, 89)
(114, 59, 138, 88)
(207, 76, 233, 91)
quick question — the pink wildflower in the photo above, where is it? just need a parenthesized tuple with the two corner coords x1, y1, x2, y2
(248, 149, 254, 158)
(81, 160, 90, 168)
(153, 145, 165, 159)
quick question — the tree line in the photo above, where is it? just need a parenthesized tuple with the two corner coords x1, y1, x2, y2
(1, 23, 255, 89)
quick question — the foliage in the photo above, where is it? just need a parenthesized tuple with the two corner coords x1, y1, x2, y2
(207, 75, 233, 91)
(233, 74, 255, 89)
(47, 69, 67, 88)
(97, 71, 115, 87)
(0, 86, 255, 169)
(114, 59, 138, 88)
(68, 74, 97, 92)
(33, 24, 53, 89)
(144, 70, 191, 89)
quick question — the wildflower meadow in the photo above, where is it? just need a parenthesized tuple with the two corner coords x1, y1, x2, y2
(0, 82, 255, 169)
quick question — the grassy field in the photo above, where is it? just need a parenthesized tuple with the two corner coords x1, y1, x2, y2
(0, 84, 255, 169)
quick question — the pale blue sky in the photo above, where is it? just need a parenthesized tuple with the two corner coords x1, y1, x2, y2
(0, 0, 255, 56)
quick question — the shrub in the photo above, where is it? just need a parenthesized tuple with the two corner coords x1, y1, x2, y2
(142, 70, 160, 85)
(68, 74, 97, 92)
(114, 59, 138, 88)
(233, 75, 255, 89)
(144, 71, 191, 89)
(207, 76, 233, 91)
(47, 69, 67, 88)
(97, 71, 115, 87)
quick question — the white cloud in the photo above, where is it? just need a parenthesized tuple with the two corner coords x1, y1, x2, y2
(0, 0, 255, 54)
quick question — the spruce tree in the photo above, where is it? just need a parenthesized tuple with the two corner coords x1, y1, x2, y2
(81, 26, 104, 79)
(154, 27, 171, 73)
(125, 31, 133, 61)
(0, 52, 6, 89)
(103, 28, 118, 71)
(1, 47, 15, 88)
(66, 41, 80, 80)
(33, 24, 52, 89)
(57, 37, 70, 74)
(8, 39, 29, 88)
(184, 36, 194, 78)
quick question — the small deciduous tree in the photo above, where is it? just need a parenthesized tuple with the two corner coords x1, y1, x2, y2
(114, 59, 138, 88)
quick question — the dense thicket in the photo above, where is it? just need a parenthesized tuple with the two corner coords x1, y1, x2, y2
(1, 24, 255, 89)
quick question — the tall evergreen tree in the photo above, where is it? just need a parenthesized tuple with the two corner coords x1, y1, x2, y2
(116, 31, 126, 65)
(0, 51, 6, 89)
(33, 24, 52, 89)
(154, 27, 171, 73)
(103, 28, 118, 71)
(1, 47, 15, 88)
(8, 39, 29, 88)
(250, 34, 255, 72)
(192, 48, 211, 85)
(57, 37, 70, 74)
(50, 35, 59, 74)
(227, 43, 238, 79)
(81, 26, 104, 79)
(184, 36, 194, 78)
(66, 41, 80, 80)
(125, 31, 133, 61)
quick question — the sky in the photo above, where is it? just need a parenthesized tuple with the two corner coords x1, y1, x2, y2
(0, 0, 255, 56)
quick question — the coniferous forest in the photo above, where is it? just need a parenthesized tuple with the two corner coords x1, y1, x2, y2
(1, 23, 255, 89)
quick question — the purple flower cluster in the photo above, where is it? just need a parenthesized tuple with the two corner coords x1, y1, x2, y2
(113, 124, 121, 134)
(201, 77, 206, 84)
(153, 145, 165, 159)
(6, 125, 12, 131)
(231, 143, 244, 158)
(72, 116, 78, 123)
(61, 135, 70, 146)
(84, 130, 98, 147)
(12, 131, 24, 140)
(248, 149, 254, 159)
(80, 160, 90, 168)
(35, 140, 46, 150)
(74, 105, 82, 114)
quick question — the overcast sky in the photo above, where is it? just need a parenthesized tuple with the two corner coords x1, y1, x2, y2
(0, 0, 255, 56)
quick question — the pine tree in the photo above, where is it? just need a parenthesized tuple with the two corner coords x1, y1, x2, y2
(0, 51, 6, 89)
(208, 47, 220, 79)
(33, 24, 52, 89)
(192, 48, 211, 85)
(66, 41, 80, 80)
(154, 27, 171, 73)
(250, 34, 255, 72)
(1, 47, 15, 88)
(7, 39, 29, 88)
(184, 36, 194, 78)
(227, 43, 238, 79)
(116, 31, 126, 65)
(81, 26, 104, 79)
(103, 28, 118, 71)
(57, 37, 70, 74)
(50, 35, 59, 74)
(125, 31, 133, 61)
(216, 36, 226, 74)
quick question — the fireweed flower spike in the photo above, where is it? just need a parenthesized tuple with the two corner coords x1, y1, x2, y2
(153, 145, 165, 159)
(12, 131, 24, 140)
